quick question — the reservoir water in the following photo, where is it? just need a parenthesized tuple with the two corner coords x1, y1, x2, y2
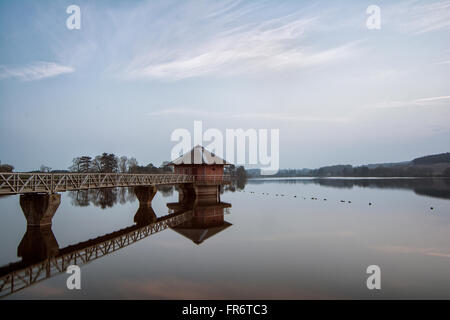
(1, 178, 449, 299)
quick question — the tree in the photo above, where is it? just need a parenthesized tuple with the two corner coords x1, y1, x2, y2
(127, 157, 138, 173)
(442, 167, 450, 177)
(79, 156, 92, 172)
(119, 156, 128, 173)
(69, 157, 82, 172)
(92, 153, 118, 173)
(69, 156, 92, 172)
(40, 165, 52, 173)
(0, 163, 14, 172)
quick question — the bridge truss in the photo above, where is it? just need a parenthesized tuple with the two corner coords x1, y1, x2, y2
(0, 173, 196, 195)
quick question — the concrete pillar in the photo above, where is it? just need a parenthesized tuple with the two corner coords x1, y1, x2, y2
(134, 186, 157, 226)
(193, 185, 220, 200)
(17, 225, 59, 264)
(20, 193, 61, 227)
(178, 184, 196, 203)
(134, 186, 157, 206)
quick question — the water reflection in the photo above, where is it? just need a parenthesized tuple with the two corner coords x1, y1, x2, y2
(168, 191, 232, 245)
(249, 177, 450, 199)
(68, 185, 175, 208)
(2, 177, 450, 299)
(0, 186, 231, 298)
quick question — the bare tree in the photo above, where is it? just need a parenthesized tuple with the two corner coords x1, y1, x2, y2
(119, 156, 128, 173)
(40, 165, 52, 173)
(69, 157, 82, 172)
(127, 157, 138, 172)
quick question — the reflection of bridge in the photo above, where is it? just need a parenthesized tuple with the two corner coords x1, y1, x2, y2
(0, 209, 193, 298)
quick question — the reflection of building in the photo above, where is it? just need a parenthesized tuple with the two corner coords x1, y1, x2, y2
(167, 189, 232, 245)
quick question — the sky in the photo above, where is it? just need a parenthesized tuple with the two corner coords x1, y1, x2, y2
(0, 0, 449, 171)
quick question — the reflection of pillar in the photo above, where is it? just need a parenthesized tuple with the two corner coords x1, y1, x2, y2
(20, 193, 61, 227)
(17, 226, 59, 264)
(178, 184, 196, 203)
(134, 186, 157, 226)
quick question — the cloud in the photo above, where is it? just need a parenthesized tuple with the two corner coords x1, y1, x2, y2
(121, 7, 357, 80)
(367, 95, 450, 109)
(147, 108, 352, 123)
(0, 62, 74, 81)
(388, 0, 450, 34)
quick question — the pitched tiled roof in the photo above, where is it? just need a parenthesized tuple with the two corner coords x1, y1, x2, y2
(169, 145, 231, 165)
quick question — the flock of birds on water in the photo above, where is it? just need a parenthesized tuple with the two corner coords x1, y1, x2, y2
(238, 190, 436, 211)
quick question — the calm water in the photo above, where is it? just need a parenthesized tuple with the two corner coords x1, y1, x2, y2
(1, 178, 450, 299)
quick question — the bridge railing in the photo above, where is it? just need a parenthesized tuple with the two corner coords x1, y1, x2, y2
(0, 173, 196, 195)
(194, 175, 232, 184)
(0, 173, 233, 195)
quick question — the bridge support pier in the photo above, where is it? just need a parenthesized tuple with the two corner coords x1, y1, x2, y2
(177, 184, 221, 203)
(178, 184, 196, 203)
(193, 185, 221, 202)
(134, 186, 157, 226)
(18, 225, 59, 264)
(20, 193, 61, 227)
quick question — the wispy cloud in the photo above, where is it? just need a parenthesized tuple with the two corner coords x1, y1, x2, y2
(121, 4, 357, 81)
(388, 0, 450, 34)
(147, 108, 351, 123)
(0, 62, 74, 81)
(367, 95, 450, 109)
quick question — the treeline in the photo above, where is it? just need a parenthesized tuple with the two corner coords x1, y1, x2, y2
(248, 165, 449, 177)
(69, 153, 172, 174)
(310, 165, 435, 177)
(0, 161, 14, 172)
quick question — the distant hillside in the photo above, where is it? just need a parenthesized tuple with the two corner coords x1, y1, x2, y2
(247, 151, 450, 177)
(412, 152, 450, 165)
(366, 161, 411, 169)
